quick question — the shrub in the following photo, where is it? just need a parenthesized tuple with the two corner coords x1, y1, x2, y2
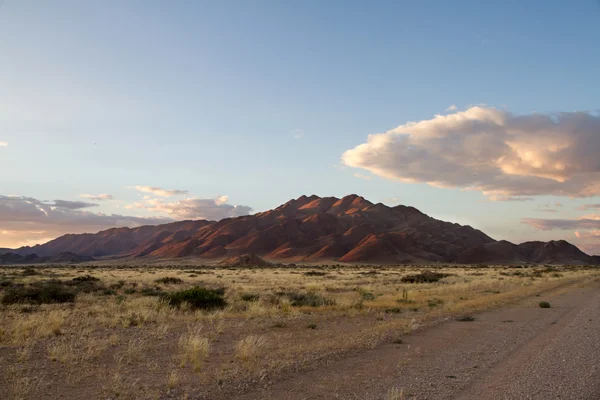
(240, 293, 260, 302)
(124, 288, 137, 295)
(539, 301, 551, 308)
(401, 271, 452, 284)
(458, 315, 476, 322)
(72, 275, 99, 283)
(140, 287, 163, 296)
(358, 288, 376, 301)
(163, 287, 227, 310)
(287, 291, 334, 307)
(21, 268, 38, 276)
(1, 282, 76, 305)
(303, 271, 327, 277)
(156, 277, 184, 285)
(307, 323, 317, 329)
(384, 307, 403, 314)
(427, 298, 444, 308)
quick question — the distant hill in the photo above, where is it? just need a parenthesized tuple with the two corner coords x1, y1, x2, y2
(2, 194, 598, 265)
(0, 252, 95, 265)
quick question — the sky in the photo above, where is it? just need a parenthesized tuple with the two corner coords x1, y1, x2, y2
(1, 0, 600, 253)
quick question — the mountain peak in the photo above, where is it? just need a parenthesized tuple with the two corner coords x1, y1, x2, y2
(3, 194, 595, 265)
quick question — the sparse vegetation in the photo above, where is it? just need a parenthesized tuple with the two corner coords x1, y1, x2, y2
(539, 301, 551, 308)
(1, 281, 77, 305)
(401, 271, 452, 283)
(0, 264, 596, 399)
(162, 286, 227, 310)
(155, 276, 183, 285)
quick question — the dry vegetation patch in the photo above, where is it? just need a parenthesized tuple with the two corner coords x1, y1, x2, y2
(0, 263, 597, 399)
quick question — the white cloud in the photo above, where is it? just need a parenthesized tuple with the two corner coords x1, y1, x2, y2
(80, 193, 113, 201)
(293, 129, 305, 139)
(342, 107, 600, 199)
(126, 196, 253, 221)
(0, 141, 7, 147)
(133, 185, 189, 197)
(0, 195, 171, 248)
(445, 105, 457, 112)
(575, 230, 600, 239)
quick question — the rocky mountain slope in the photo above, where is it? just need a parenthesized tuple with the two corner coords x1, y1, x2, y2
(1, 195, 597, 265)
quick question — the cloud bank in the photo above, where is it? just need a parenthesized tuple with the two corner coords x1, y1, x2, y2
(342, 107, 600, 199)
(133, 185, 189, 197)
(0, 141, 7, 147)
(522, 214, 600, 231)
(0, 195, 171, 248)
(80, 193, 113, 201)
(126, 196, 253, 221)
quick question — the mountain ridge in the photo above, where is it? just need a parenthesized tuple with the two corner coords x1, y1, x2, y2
(1, 194, 598, 265)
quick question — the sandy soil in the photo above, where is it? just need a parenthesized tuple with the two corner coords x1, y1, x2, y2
(236, 279, 600, 400)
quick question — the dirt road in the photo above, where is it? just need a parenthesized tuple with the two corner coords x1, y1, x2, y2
(236, 281, 600, 400)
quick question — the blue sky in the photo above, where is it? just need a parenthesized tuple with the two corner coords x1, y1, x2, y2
(1, 0, 600, 251)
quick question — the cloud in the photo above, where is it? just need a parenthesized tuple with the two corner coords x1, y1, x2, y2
(80, 193, 113, 201)
(574, 230, 600, 239)
(353, 173, 372, 180)
(0, 195, 171, 248)
(577, 203, 600, 211)
(133, 186, 189, 197)
(293, 130, 305, 139)
(53, 200, 98, 210)
(126, 196, 253, 221)
(555, 203, 563, 207)
(445, 105, 457, 112)
(487, 196, 534, 202)
(342, 107, 600, 199)
(534, 209, 558, 213)
(0, 141, 7, 147)
(522, 214, 600, 230)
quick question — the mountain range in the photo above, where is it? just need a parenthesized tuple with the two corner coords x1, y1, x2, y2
(1, 194, 598, 265)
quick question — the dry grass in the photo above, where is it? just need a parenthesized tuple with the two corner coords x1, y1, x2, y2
(235, 334, 267, 362)
(178, 332, 210, 372)
(0, 264, 598, 399)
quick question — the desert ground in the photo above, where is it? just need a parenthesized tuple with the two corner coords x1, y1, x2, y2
(0, 263, 598, 400)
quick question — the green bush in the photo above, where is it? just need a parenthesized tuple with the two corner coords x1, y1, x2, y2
(303, 271, 328, 277)
(539, 301, 551, 308)
(72, 275, 99, 283)
(401, 272, 452, 284)
(162, 287, 227, 310)
(140, 287, 163, 296)
(240, 293, 260, 302)
(155, 277, 184, 285)
(287, 291, 335, 307)
(1, 282, 76, 305)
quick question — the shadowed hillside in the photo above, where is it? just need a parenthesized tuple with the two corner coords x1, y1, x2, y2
(2, 195, 597, 265)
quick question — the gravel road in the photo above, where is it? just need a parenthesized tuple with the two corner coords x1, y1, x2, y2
(235, 281, 600, 400)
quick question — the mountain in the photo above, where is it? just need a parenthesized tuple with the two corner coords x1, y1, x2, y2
(2, 194, 598, 265)
(0, 252, 95, 264)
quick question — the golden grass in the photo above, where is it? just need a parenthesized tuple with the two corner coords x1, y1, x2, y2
(235, 335, 267, 362)
(0, 264, 598, 399)
(178, 332, 210, 372)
